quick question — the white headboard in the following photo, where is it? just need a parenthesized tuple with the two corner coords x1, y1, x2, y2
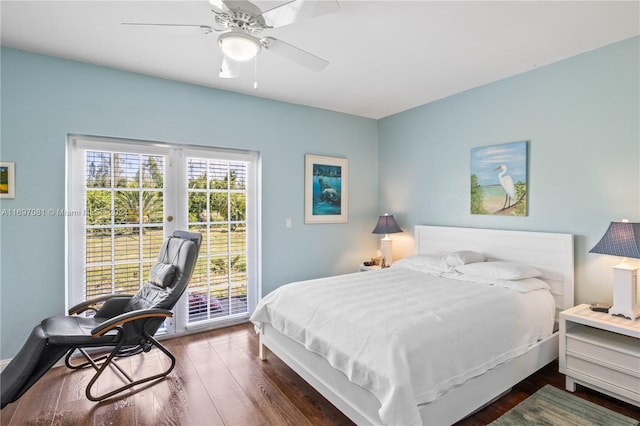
(415, 225, 575, 317)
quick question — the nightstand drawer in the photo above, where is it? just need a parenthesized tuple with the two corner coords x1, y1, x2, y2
(566, 325, 640, 372)
(560, 305, 640, 407)
(566, 355, 640, 394)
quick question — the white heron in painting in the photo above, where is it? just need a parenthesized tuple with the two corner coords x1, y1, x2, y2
(494, 165, 515, 209)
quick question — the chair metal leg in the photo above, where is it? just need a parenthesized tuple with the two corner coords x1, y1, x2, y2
(65, 347, 109, 370)
(64, 332, 176, 402)
(87, 333, 176, 401)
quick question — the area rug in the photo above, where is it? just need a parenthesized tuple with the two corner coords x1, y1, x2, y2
(489, 385, 639, 426)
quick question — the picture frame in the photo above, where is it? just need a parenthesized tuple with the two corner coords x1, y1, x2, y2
(470, 141, 528, 216)
(0, 162, 15, 199)
(305, 154, 348, 224)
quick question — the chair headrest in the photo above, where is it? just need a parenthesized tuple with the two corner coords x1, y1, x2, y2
(172, 231, 202, 249)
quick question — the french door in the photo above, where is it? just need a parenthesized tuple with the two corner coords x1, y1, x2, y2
(67, 136, 260, 335)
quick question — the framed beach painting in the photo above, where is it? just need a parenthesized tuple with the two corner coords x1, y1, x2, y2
(305, 154, 348, 224)
(0, 162, 15, 199)
(470, 141, 528, 216)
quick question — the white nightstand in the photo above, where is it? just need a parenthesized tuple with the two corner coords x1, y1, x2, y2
(559, 304, 640, 407)
(359, 265, 381, 272)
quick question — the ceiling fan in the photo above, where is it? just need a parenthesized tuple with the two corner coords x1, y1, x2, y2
(123, 0, 340, 80)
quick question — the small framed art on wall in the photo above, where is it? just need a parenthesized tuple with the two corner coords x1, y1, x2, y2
(304, 154, 348, 224)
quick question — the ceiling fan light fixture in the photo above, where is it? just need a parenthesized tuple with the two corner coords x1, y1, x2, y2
(218, 31, 261, 61)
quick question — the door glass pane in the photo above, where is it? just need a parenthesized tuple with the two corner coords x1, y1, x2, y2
(83, 151, 165, 303)
(86, 151, 111, 188)
(187, 157, 249, 324)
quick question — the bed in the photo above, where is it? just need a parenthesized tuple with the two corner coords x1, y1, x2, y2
(251, 225, 574, 425)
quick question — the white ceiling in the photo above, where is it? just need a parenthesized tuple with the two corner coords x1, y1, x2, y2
(1, 1, 639, 119)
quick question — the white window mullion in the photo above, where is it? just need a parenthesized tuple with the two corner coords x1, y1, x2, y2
(65, 138, 87, 310)
(169, 148, 189, 333)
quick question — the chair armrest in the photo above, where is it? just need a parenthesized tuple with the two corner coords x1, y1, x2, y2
(68, 294, 133, 315)
(90, 308, 173, 337)
(96, 296, 134, 319)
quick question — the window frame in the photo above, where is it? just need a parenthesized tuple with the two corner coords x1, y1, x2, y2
(66, 135, 261, 335)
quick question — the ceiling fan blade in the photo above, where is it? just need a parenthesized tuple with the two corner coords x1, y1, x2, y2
(260, 0, 340, 28)
(121, 23, 214, 33)
(219, 54, 241, 78)
(262, 36, 328, 71)
(222, 0, 263, 16)
(209, 0, 226, 13)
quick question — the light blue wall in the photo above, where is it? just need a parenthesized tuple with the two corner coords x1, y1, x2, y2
(2, 37, 638, 360)
(0, 47, 379, 359)
(378, 36, 640, 306)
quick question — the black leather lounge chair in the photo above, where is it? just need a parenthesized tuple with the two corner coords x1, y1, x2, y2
(1, 230, 202, 409)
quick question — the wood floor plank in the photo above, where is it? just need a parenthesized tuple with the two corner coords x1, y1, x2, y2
(184, 337, 264, 425)
(232, 325, 355, 425)
(3, 322, 639, 425)
(56, 357, 92, 405)
(0, 398, 17, 425)
(2, 364, 65, 426)
(212, 331, 313, 426)
(131, 344, 223, 426)
(130, 349, 182, 425)
(55, 353, 139, 426)
(161, 341, 224, 426)
(55, 397, 137, 426)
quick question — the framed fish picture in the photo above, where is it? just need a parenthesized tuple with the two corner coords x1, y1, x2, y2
(305, 154, 348, 224)
(470, 141, 528, 216)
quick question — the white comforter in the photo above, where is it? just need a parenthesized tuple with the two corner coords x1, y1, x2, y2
(250, 267, 555, 426)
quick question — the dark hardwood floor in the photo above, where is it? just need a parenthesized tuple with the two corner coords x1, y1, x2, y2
(2, 322, 638, 425)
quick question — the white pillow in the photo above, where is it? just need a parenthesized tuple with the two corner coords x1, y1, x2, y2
(392, 254, 452, 273)
(446, 272, 550, 293)
(493, 278, 551, 293)
(445, 272, 493, 285)
(445, 250, 485, 266)
(455, 261, 542, 280)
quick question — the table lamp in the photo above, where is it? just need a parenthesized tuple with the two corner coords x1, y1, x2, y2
(372, 213, 402, 267)
(589, 221, 640, 319)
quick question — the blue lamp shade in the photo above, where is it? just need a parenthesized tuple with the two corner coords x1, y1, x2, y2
(589, 222, 640, 259)
(372, 214, 403, 235)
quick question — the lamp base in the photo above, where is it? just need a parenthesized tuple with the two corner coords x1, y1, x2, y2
(609, 305, 640, 320)
(609, 263, 640, 320)
(380, 237, 393, 268)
